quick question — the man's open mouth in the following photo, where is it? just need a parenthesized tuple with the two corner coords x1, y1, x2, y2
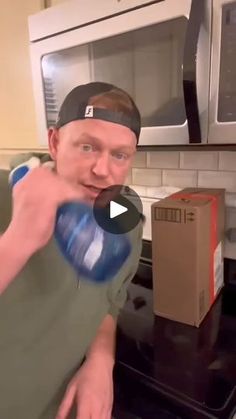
(86, 185, 103, 192)
(84, 185, 113, 193)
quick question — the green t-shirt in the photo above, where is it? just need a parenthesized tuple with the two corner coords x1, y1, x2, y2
(0, 169, 142, 419)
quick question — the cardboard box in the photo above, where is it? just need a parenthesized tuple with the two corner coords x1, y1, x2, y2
(151, 188, 225, 327)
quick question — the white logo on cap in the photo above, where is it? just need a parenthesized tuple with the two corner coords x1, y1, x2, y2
(85, 106, 94, 117)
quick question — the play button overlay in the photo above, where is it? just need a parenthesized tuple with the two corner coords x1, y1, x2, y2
(110, 201, 127, 219)
(94, 185, 143, 234)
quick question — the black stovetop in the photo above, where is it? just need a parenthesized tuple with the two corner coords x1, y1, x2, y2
(114, 242, 236, 419)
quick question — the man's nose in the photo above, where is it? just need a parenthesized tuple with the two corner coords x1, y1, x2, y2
(92, 153, 110, 178)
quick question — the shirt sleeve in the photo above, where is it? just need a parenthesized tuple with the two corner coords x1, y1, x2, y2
(0, 170, 12, 234)
(107, 221, 143, 319)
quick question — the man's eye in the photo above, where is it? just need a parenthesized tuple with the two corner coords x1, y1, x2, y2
(80, 144, 94, 152)
(113, 152, 128, 161)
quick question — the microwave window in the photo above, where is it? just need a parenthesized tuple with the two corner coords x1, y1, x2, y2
(218, 2, 236, 122)
(41, 17, 187, 129)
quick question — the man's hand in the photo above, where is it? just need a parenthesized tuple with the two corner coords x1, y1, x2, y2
(56, 355, 114, 419)
(9, 166, 83, 256)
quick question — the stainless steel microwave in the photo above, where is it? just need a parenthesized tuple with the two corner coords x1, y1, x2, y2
(28, 0, 236, 147)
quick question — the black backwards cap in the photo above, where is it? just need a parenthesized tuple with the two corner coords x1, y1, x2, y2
(55, 82, 141, 143)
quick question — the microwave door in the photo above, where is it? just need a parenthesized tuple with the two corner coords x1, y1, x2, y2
(140, 0, 211, 146)
(29, 0, 198, 147)
(29, 0, 171, 43)
(208, 0, 236, 144)
(184, 0, 212, 144)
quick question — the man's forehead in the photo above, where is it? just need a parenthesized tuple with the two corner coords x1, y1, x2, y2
(65, 119, 136, 148)
(79, 132, 136, 151)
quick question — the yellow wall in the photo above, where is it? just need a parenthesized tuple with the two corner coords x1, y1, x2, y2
(0, 0, 44, 150)
(50, 0, 67, 5)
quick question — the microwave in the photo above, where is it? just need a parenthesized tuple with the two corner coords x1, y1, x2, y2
(28, 0, 236, 147)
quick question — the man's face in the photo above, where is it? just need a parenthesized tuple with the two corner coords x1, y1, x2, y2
(48, 118, 136, 204)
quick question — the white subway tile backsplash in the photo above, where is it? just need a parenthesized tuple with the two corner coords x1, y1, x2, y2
(219, 151, 236, 171)
(3, 149, 236, 204)
(147, 151, 179, 169)
(225, 206, 236, 259)
(163, 170, 197, 188)
(146, 186, 170, 198)
(132, 168, 162, 186)
(132, 152, 146, 168)
(125, 169, 132, 185)
(180, 151, 218, 170)
(128, 185, 147, 197)
(198, 171, 236, 192)
(146, 186, 181, 199)
(225, 193, 236, 207)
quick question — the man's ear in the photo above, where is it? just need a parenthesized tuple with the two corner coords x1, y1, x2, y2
(48, 127, 59, 161)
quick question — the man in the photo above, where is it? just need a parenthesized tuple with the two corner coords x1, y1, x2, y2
(0, 82, 143, 419)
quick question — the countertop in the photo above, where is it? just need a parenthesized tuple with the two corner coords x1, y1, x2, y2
(114, 280, 236, 418)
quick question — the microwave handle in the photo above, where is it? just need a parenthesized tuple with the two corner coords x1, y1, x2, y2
(183, 0, 210, 143)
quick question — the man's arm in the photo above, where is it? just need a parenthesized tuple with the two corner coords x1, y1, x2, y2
(84, 223, 143, 366)
(56, 224, 143, 419)
(0, 227, 31, 295)
(85, 313, 116, 367)
(56, 313, 117, 419)
(0, 166, 84, 296)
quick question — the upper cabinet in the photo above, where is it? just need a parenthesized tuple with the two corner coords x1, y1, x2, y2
(28, 0, 236, 147)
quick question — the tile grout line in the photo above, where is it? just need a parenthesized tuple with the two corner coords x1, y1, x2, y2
(217, 151, 220, 170)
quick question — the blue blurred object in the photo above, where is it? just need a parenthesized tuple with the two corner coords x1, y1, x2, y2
(11, 166, 30, 185)
(9, 163, 131, 283)
(56, 203, 131, 282)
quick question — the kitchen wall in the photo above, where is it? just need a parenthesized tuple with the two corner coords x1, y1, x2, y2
(0, 0, 43, 150)
(127, 150, 236, 198)
(1, 0, 236, 200)
(2, 147, 236, 259)
(1, 149, 236, 196)
(49, 0, 66, 5)
(1, 0, 236, 259)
